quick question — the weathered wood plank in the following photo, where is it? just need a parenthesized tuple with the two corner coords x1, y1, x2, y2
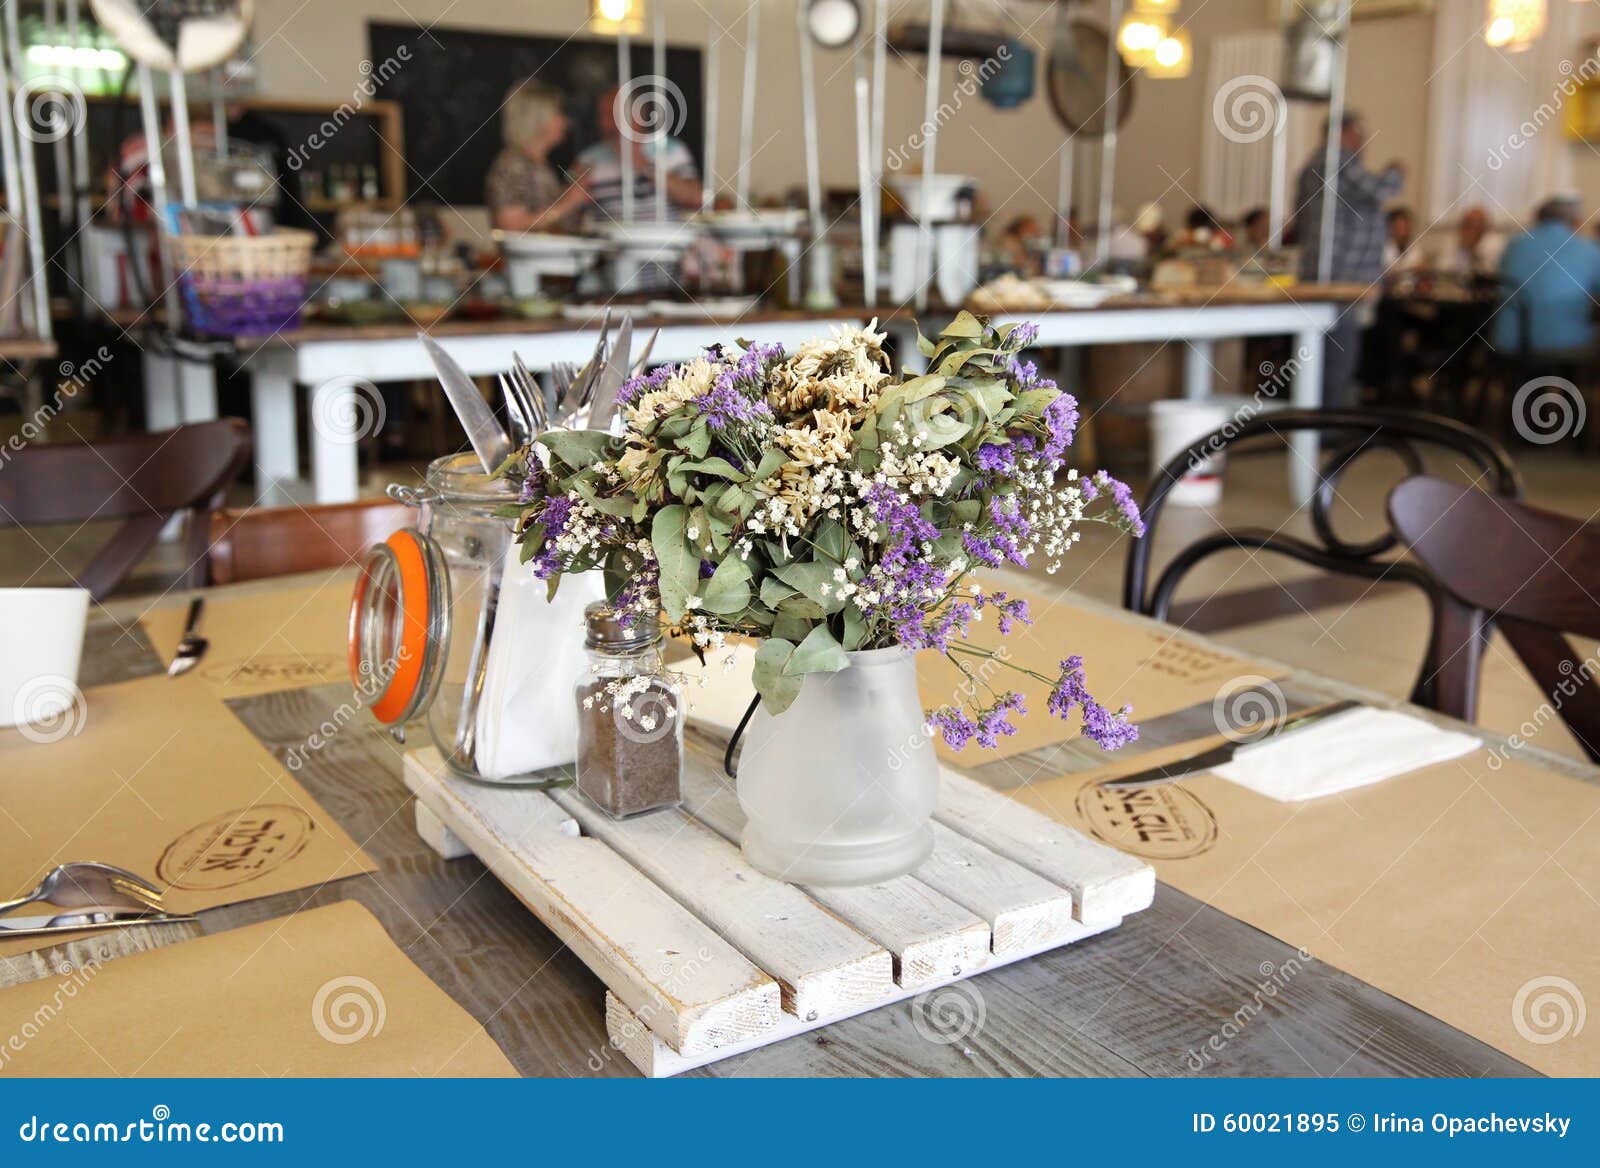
(403, 748, 781, 1056)
(606, 911, 1122, 1077)
(935, 768, 1155, 925)
(414, 799, 473, 860)
(914, 823, 1083, 956)
(677, 761, 991, 989)
(549, 787, 894, 1022)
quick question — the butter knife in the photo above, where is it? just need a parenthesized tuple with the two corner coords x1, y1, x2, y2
(1099, 700, 1362, 792)
(166, 596, 207, 677)
(420, 334, 514, 475)
(0, 908, 198, 939)
(587, 313, 633, 431)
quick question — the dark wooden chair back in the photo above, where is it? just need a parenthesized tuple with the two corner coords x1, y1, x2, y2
(0, 419, 250, 600)
(1124, 407, 1521, 710)
(1389, 475, 1600, 762)
(207, 499, 413, 585)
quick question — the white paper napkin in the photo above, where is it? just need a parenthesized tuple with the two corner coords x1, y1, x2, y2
(1213, 707, 1481, 802)
(474, 561, 603, 780)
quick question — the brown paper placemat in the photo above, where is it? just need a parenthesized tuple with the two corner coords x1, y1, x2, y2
(0, 674, 376, 958)
(917, 586, 1287, 762)
(0, 901, 515, 1076)
(140, 576, 354, 698)
(1016, 748, 1600, 1075)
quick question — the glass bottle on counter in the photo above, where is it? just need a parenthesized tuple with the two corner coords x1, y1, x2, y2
(575, 603, 683, 818)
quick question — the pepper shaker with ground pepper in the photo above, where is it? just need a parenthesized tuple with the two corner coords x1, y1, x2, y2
(575, 602, 684, 818)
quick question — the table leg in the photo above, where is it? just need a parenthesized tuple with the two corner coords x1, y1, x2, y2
(251, 369, 300, 504)
(142, 351, 180, 431)
(309, 378, 361, 504)
(1288, 327, 1325, 508)
(1182, 339, 1215, 400)
(176, 357, 217, 422)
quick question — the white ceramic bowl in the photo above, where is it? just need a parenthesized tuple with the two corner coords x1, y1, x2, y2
(0, 587, 89, 735)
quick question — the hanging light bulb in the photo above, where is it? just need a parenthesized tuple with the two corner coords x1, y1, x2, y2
(1146, 28, 1192, 79)
(590, 0, 645, 36)
(1484, 0, 1546, 51)
(1118, 10, 1169, 67)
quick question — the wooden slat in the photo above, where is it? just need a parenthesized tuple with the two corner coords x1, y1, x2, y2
(414, 799, 472, 860)
(935, 768, 1155, 925)
(914, 823, 1081, 956)
(403, 749, 781, 1056)
(549, 789, 894, 1022)
(677, 762, 991, 989)
(606, 912, 1123, 1077)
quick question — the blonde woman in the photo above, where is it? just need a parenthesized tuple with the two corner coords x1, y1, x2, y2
(486, 80, 590, 232)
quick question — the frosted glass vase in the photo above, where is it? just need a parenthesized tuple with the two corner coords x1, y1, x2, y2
(738, 648, 938, 887)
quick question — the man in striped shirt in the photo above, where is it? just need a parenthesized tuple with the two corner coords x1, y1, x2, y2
(575, 86, 703, 293)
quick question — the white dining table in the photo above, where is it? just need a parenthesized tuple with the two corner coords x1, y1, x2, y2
(884, 289, 1359, 508)
(141, 312, 871, 505)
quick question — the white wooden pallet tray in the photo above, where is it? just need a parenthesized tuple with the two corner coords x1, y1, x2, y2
(402, 741, 1154, 1077)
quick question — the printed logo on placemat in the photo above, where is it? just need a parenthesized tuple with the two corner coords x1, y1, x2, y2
(1075, 780, 1218, 859)
(158, 806, 317, 889)
(198, 654, 344, 689)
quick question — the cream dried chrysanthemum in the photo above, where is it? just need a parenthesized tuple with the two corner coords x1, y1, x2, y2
(767, 320, 890, 419)
(777, 408, 852, 468)
(626, 357, 718, 429)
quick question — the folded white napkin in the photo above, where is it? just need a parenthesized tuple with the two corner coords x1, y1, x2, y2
(1213, 707, 1481, 802)
(474, 562, 603, 781)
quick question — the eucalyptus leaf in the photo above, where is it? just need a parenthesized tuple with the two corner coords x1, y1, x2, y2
(700, 555, 752, 615)
(539, 428, 614, 469)
(752, 638, 802, 714)
(773, 560, 847, 615)
(942, 310, 985, 339)
(650, 505, 696, 621)
(784, 624, 848, 677)
(770, 612, 813, 643)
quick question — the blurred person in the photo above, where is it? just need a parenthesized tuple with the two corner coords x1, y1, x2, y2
(486, 79, 590, 233)
(1383, 206, 1423, 278)
(1294, 110, 1405, 407)
(1437, 206, 1505, 279)
(575, 85, 703, 222)
(1240, 206, 1271, 251)
(998, 213, 1045, 273)
(1494, 195, 1600, 358)
(1177, 204, 1233, 251)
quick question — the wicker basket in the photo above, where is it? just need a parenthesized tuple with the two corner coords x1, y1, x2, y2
(169, 228, 316, 336)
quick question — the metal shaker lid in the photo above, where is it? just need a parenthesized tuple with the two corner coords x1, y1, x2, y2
(584, 601, 661, 651)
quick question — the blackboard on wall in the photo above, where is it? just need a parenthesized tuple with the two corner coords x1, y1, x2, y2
(368, 21, 705, 207)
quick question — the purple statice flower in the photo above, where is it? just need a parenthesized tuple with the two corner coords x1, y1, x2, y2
(961, 495, 1030, 568)
(1048, 655, 1138, 750)
(1009, 321, 1040, 349)
(529, 495, 574, 579)
(615, 362, 674, 407)
(1040, 392, 1080, 466)
(926, 706, 976, 751)
(612, 558, 662, 630)
(975, 692, 1027, 749)
(695, 342, 782, 430)
(698, 559, 717, 579)
(976, 590, 1032, 635)
(860, 480, 955, 649)
(517, 449, 546, 504)
(1081, 469, 1146, 537)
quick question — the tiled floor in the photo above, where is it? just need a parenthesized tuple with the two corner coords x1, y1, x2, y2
(3, 433, 1595, 760)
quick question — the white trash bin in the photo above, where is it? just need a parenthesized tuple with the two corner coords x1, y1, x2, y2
(1149, 399, 1234, 508)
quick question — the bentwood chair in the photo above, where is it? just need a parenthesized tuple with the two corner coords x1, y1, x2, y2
(206, 499, 412, 585)
(1123, 407, 1520, 712)
(0, 419, 250, 600)
(1390, 476, 1600, 762)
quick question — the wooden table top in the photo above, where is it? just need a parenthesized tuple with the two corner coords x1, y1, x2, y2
(0, 336, 59, 363)
(6, 568, 1580, 1077)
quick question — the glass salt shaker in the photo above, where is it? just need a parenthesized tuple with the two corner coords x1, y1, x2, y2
(575, 603, 683, 818)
